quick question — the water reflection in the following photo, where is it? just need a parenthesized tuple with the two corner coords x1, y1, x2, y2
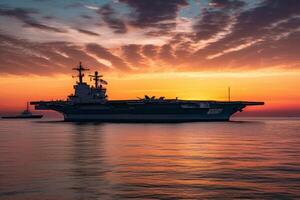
(69, 123, 113, 199)
(0, 119, 300, 199)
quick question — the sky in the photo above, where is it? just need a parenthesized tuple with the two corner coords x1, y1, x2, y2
(0, 0, 299, 116)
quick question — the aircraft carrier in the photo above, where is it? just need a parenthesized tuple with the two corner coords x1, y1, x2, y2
(31, 62, 264, 122)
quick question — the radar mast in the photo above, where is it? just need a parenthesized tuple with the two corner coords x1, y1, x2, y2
(72, 62, 89, 84)
(89, 71, 107, 88)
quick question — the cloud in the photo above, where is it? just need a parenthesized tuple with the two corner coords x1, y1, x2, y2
(84, 5, 100, 10)
(193, 10, 231, 41)
(0, 33, 108, 75)
(0, 7, 65, 33)
(190, 0, 300, 65)
(142, 44, 158, 59)
(121, 44, 146, 68)
(120, 0, 188, 31)
(0, 0, 299, 75)
(86, 43, 130, 71)
(76, 29, 100, 36)
(159, 44, 176, 64)
(215, 30, 300, 69)
(208, 0, 245, 10)
(98, 4, 127, 34)
(80, 14, 92, 19)
(232, 0, 299, 38)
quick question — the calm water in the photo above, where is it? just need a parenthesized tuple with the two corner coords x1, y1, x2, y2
(0, 118, 300, 200)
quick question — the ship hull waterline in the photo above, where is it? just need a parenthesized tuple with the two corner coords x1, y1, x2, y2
(63, 114, 230, 122)
(31, 100, 264, 122)
(2, 115, 43, 119)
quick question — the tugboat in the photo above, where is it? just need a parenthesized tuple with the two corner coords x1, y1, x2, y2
(31, 62, 264, 122)
(2, 102, 43, 119)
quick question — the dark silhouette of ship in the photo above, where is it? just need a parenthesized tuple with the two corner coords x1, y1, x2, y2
(31, 62, 264, 122)
(2, 102, 43, 119)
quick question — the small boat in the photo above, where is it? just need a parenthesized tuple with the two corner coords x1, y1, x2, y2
(2, 102, 43, 119)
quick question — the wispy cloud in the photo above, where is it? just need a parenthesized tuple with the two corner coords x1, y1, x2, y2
(0, 7, 65, 33)
(75, 28, 100, 36)
(84, 5, 99, 10)
(0, 0, 299, 76)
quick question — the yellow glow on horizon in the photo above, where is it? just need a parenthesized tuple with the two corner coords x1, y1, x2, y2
(1, 70, 300, 115)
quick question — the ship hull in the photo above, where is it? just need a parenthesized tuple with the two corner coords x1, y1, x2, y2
(63, 113, 230, 122)
(2, 115, 43, 119)
(31, 100, 264, 122)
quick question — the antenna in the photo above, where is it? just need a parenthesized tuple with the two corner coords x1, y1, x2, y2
(72, 62, 89, 84)
(89, 71, 106, 88)
(228, 87, 231, 102)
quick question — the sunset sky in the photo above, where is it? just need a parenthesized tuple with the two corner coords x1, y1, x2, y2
(0, 0, 299, 116)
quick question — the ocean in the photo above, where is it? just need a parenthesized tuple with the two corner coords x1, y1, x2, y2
(0, 117, 299, 199)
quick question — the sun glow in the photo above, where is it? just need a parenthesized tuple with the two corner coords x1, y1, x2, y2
(1, 69, 299, 116)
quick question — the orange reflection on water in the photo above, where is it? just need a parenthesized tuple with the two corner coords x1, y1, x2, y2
(1, 120, 300, 199)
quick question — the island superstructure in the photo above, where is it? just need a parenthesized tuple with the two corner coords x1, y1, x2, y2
(31, 62, 264, 122)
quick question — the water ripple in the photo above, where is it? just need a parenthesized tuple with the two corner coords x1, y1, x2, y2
(0, 118, 300, 199)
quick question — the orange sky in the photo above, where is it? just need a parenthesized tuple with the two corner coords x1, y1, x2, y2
(1, 69, 299, 116)
(0, 0, 299, 116)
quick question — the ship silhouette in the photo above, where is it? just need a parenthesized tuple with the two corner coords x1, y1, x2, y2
(31, 62, 264, 122)
(2, 102, 43, 119)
